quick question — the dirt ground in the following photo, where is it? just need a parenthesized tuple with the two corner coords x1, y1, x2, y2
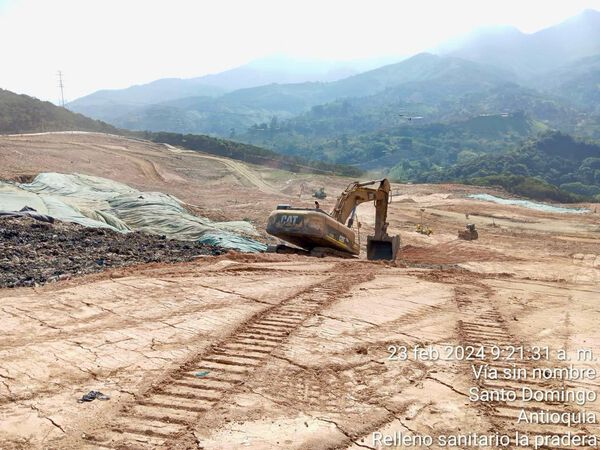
(1, 132, 600, 449)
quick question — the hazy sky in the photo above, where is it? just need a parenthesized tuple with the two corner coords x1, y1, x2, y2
(1, 0, 600, 102)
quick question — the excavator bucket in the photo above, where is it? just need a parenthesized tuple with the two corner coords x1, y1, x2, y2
(367, 235, 400, 261)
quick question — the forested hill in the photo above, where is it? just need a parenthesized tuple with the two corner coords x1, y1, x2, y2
(0, 89, 118, 134)
(424, 132, 600, 201)
(245, 111, 546, 169)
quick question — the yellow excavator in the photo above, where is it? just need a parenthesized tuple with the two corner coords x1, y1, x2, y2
(266, 179, 400, 260)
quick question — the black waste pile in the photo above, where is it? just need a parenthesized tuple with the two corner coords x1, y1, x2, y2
(0, 216, 224, 288)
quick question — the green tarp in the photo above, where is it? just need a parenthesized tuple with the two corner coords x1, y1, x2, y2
(0, 173, 265, 252)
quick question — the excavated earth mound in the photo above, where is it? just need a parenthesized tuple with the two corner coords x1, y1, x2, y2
(0, 216, 224, 288)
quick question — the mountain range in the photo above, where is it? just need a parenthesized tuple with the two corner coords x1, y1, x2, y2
(67, 10, 600, 141)
(5, 9, 600, 201)
(439, 9, 600, 77)
(66, 55, 402, 123)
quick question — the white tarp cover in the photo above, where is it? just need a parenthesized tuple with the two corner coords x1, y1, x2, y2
(0, 173, 265, 252)
(468, 193, 590, 214)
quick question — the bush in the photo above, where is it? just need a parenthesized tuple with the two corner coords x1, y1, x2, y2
(560, 182, 600, 197)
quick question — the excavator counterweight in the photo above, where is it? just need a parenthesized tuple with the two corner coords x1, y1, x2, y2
(266, 179, 400, 260)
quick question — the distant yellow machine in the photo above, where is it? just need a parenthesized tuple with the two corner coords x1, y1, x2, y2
(416, 224, 433, 236)
(266, 179, 400, 260)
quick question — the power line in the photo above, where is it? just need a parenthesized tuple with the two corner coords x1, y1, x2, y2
(57, 70, 65, 107)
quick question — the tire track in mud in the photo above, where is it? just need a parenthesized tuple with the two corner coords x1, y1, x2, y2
(0, 265, 308, 351)
(455, 285, 600, 449)
(0, 263, 332, 353)
(0, 266, 327, 406)
(76, 265, 376, 449)
(0, 299, 240, 352)
(334, 273, 599, 450)
(82, 143, 168, 184)
(163, 143, 281, 195)
(241, 271, 458, 450)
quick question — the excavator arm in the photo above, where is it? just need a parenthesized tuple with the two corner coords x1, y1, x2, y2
(331, 179, 400, 260)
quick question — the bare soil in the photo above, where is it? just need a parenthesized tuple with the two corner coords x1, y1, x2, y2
(0, 133, 599, 450)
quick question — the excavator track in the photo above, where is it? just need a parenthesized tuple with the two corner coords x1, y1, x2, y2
(455, 287, 600, 448)
(79, 266, 376, 449)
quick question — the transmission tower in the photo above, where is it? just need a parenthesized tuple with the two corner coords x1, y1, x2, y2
(57, 71, 65, 107)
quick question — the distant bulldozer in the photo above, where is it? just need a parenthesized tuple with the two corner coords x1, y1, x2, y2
(416, 223, 433, 236)
(458, 224, 478, 240)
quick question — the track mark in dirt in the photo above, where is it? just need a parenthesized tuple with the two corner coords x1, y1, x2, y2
(455, 285, 600, 448)
(164, 144, 280, 195)
(74, 265, 376, 449)
(69, 142, 168, 185)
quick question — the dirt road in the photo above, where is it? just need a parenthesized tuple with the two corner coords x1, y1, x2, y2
(1, 133, 599, 449)
(162, 143, 281, 195)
